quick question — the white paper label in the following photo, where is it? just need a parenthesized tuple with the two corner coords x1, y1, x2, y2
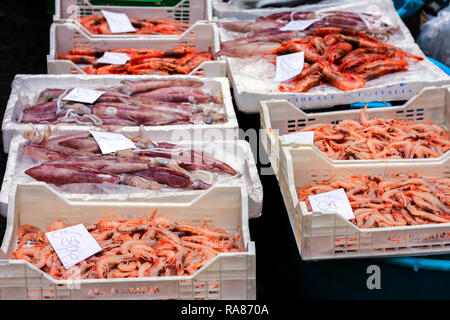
(275, 51, 304, 82)
(281, 131, 314, 144)
(279, 18, 320, 31)
(101, 10, 136, 33)
(46, 224, 101, 269)
(96, 52, 131, 65)
(63, 88, 106, 104)
(90, 131, 136, 154)
(308, 188, 355, 220)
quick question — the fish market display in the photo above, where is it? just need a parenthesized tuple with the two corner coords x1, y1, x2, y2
(79, 15, 191, 35)
(57, 47, 213, 75)
(219, 24, 423, 92)
(21, 130, 239, 190)
(297, 174, 450, 228)
(13, 212, 241, 279)
(20, 79, 225, 127)
(287, 106, 450, 159)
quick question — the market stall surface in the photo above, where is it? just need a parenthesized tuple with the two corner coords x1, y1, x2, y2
(0, 0, 449, 300)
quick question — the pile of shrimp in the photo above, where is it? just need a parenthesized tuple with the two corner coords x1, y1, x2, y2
(289, 106, 450, 160)
(12, 211, 241, 280)
(79, 15, 191, 35)
(57, 47, 213, 75)
(271, 27, 424, 92)
(297, 174, 450, 228)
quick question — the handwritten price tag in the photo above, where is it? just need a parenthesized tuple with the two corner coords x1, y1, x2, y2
(281, 131, 314, 144)
(308, 188, 355, 220)
(279, 18, 320, 31)
(63, 88, 106, 104)
(96, 52, 131, 65)
(101, 10, 136, 34)
(46, 224, 101, 269)
(90, 131, 136, 154)
(275, 51, 304, 82)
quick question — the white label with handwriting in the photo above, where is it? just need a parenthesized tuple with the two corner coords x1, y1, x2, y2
(275, 51, 304, 82)
(46, 224, 101, 269)
(281, 131, 314, 144)
(101, 10, 136, 33)
(308, 188, 355, 220)
(63, 88, 106, 104)
(90, 131, 136, 154)
(279, 18, 320, 31)
(96, 52, 131, 65)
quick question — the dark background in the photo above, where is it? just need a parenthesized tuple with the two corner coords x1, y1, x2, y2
(0, 0, 449, 300)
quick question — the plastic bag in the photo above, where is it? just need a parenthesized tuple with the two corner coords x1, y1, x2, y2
(417, 6, 450, 67)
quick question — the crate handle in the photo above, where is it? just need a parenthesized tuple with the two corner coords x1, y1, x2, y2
(349, 101, 392, 109)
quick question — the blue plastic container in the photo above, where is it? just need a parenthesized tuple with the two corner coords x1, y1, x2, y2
(394, 0, 424, 18)
(384, 256, 450, 272)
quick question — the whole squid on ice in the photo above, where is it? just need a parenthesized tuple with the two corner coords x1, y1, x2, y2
(135, 142, 239, 176)
(91, 103, 190, 125)
(46, 156, 150, 174)
(220, 10, 396, 37)
(35, 89, 65, 104)
(20, 79, 225, 127)
(119, 79, 204, 95)
(25, 163, 121, 186)
(21, 131, 237, 191)
(220, 11, 316, 33)
(133, 86, 211, 104)
(21, 101, 58, 124)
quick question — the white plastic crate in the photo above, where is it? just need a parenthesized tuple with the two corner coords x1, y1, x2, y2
(55, 0, 212, 23)
(54, 0, 212, 39)
(0, 183, 255, 300)
(260, 85, 450, 177)
(0, 137, 262, 219)
(278, 145, 450, 261)
(2, 74, 238, 153)
(47, 22, 226, 76)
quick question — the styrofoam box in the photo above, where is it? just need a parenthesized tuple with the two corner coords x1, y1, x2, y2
(0, 137, 263, 219)
(55, 0, 212, 38)
(278, 145, 450, 261)
(260, 85, 450, 177)
(227, 54, 450, 114)
(0, 183, 255, 300)
(2, 74, 238, 153)
(47, 22, 226, 77)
